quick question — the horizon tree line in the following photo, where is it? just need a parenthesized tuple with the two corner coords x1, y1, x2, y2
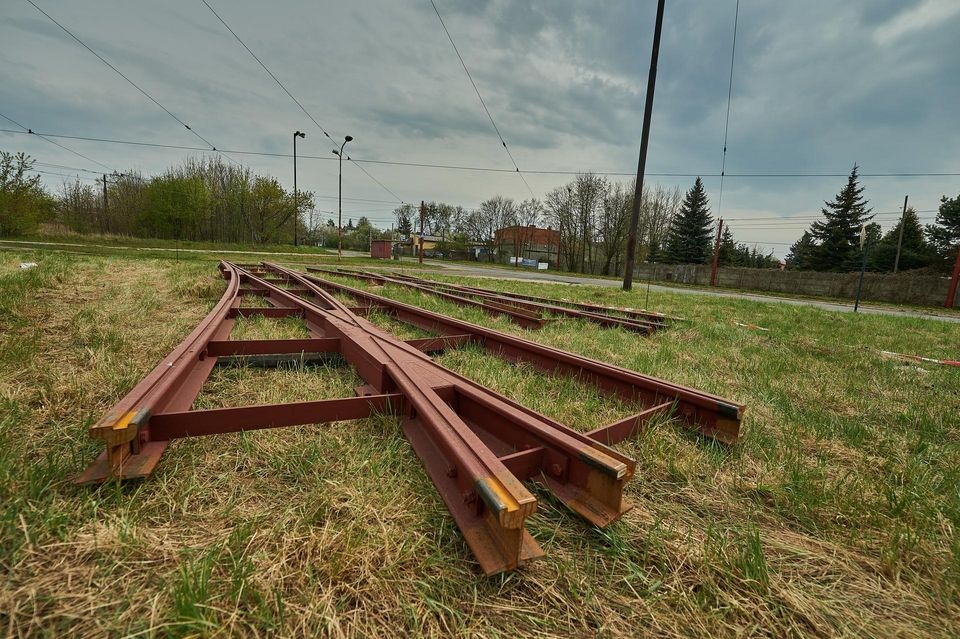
(2, 148, 959, 274)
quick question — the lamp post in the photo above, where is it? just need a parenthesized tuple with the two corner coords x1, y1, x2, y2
(293, 131, 305, 247)
(332, 135, 354, 260)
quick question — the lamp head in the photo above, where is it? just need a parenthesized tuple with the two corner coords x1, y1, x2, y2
(344, 135, 353, 142)
(332, 150, 340, 156)
(295, 130, 306, 138)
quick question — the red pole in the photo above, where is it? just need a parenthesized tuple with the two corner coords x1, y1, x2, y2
(419, 200, 425, 265)
(946, 243, 960, 308)
(710, 218, 723, 287)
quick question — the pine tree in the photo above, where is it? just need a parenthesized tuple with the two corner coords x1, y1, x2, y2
(664, 177, 713, 264)
(717, 226, 736, 266)
(926, 194, 960, 258)
(807, 165, 872, 271)
(867, 208, 934, 272)
(882, 207, 926, 251)
(786, 231, 816, 269)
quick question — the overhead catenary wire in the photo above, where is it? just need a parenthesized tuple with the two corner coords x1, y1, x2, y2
(0, 111, 116, 173)
(26, 0, 242, 167)
(200, 0, 404, 203)
(5, 128, 956, 180)
(429, 0, 536, 200)
(716, 0, 739, 217)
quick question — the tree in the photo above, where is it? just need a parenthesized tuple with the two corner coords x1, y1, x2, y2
(807, 165, 873, 271)
(597, 183, 630, 274)
(718, 226, 737, 266)
(926, 194, 960, 261)
(544, 185, 577, 270)
(471, 195, 515, 258)
(393, 203, 414, 237)
(0, 151, 54, 236)
(786, 231, 816, 269)
(663, 177, 713, 264)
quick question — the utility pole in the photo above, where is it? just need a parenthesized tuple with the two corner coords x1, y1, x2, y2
(710, 218, 723, 286)
(893, 195, 909, 273)
(419, 200, 425, 265)
(293, 131, 305, 247)
(101, 173, 108, 234)
(946, 243, 960, 309)
(854, 225, 870, 312)
(623, 0, 666, 291)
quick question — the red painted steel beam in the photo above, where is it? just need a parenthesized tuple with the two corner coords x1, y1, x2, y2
(324, 268, 548, 329)
(150, 394, 403, 439)
(206, 338, 341, 356)
(297, 268, 742, 444)
(371, 269, 681, 324)
(261, 263, 644, 571)
(79, 259, 743, 575)
(587, 401, 674, 445)
(404, 334, 475, 353)
(76, 262, 242, 483)
(355, 269, 661, 333)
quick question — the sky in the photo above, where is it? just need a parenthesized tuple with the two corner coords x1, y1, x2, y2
(2, 0, 959, 256)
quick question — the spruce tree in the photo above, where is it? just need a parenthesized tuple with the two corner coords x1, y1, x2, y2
(882, 207, 927, 251)
(664, 177, 713, 264)
(807, 165, 872, 271)
(864, 207, 934, 272)
(926, 194, 960, 258)
(786, 231, 816, 269)
(718, 226, 736, 266)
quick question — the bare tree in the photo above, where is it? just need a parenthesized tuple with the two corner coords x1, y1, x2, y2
(597, 181, 630, 275)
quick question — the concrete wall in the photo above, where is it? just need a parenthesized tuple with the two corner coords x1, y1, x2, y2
(633, 264, 957, 308)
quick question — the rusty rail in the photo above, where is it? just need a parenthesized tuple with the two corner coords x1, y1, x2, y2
(78, 261, 743, 575)
(310, 267, 672, 333)
(297, 266, 741, 444)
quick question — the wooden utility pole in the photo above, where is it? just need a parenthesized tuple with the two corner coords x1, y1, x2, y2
(419, 200, 425, 265)
(710, 218, 723, 286)
(946, 243, 960, 309)
(101, 173, 108, 233)
(623, 0, 665, 291)
(893, 195, 908, 273)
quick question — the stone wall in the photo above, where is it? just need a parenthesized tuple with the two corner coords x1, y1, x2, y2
(633, 264, 956, 308)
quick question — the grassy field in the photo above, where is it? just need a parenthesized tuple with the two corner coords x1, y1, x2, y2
(1, 251, 958, 637)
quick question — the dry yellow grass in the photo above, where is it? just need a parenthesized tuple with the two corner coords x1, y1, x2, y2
(0, 253, 957, 638)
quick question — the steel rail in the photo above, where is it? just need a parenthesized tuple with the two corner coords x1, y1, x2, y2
(375, 268, 681, 324)
(316, 268, 661, 333)
(82, 260, 690, 574)
(294, 266, 743, 444)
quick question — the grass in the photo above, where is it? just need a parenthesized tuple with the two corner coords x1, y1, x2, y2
(0, 230, 438, 270)
(0, 251, 958, 637)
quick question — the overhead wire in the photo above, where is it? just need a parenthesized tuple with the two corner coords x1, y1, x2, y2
(26, 0, 242, 167)
(428, 0, 536, 199)
(4, 128, 957, 181)
(199, 0, 404, 203)
(0, 111, 116, 173)
(716, 0, 739, 217)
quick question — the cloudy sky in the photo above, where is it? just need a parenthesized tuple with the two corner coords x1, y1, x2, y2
(2, 0, 958, 255)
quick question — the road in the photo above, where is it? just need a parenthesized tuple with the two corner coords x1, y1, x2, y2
(418, 261, 960, 324)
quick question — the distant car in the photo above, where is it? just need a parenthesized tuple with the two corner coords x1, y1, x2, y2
(423, 250, 444, 259)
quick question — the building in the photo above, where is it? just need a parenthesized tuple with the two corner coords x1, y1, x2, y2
(405, 233, 444, 257)
(493, 225, 560, 265)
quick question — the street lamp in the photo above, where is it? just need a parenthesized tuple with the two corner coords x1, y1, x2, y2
(332, 135, 354, 260)
(293, 131, 306, 247)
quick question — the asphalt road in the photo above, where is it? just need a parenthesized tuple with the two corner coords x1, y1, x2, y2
(419, 261, 960, 324)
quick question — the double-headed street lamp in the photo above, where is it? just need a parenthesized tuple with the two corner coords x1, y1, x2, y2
(332, 135, 354, 260)
(293, 130, 306, 247)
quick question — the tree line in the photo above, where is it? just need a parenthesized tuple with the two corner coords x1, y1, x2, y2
(786, 166, 960, 272)
(2, 148, 958, 274)
(395, 174, 777, 273)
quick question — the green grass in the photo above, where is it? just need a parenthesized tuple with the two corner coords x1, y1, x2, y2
(0, 251, 958, 637)
(0, 229, 438, 270)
